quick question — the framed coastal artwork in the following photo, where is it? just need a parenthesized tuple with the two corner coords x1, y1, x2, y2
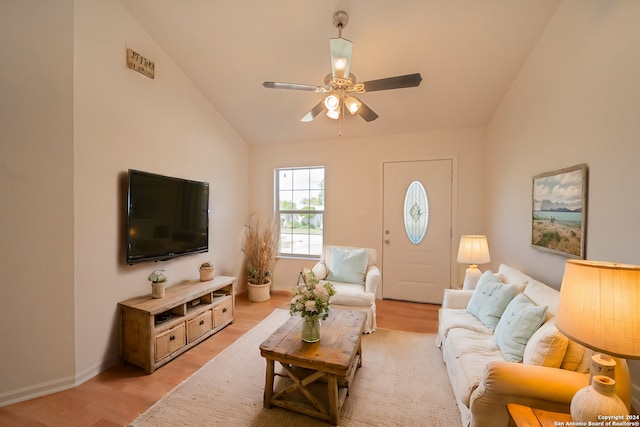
(531, 164, 588, 259)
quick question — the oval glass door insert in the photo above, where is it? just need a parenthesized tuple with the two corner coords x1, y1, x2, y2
(404, 180, 429, 244)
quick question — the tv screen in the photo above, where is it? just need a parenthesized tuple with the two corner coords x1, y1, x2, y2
(126, 169, 209, 265)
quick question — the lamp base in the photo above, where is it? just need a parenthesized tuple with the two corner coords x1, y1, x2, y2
(570, 375, 628, 422)
(590, 353, 616, 381)
(462, 265, 482, 290)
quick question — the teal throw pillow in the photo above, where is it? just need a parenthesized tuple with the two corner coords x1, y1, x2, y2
(466, 271, 517, 330)
(326, 247, 369, 284)
(493, 293, 548, 362)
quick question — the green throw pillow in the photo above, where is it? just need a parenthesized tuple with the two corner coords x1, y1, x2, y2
(466, 271, 517, 330)
(493, 293, 548, 362)
(326, 247, 369, 284)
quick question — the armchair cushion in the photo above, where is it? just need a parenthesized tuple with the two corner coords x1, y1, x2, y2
(330, 283, 375, 306)
(326, 247, 369, 284)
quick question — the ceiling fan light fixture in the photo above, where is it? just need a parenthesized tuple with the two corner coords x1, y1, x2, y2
(263, 10, 423, 129)
(345, 96, 361, 114)
(326, 109, 340, 120)
(334, 57, 347, 71)
(324, 94, 340, 111)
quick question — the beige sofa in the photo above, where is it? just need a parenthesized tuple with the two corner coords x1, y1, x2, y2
(437, 263, 631, 427)
(312, 245, 380, 333)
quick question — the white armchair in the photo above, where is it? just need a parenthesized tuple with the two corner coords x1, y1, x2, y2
(311, 245, 380, 333)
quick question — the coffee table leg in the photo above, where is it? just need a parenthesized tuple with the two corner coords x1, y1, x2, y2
(264, 358, 274, 408)
(327, 374, 339, 425)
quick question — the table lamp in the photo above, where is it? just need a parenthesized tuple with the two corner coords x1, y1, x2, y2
(556, 259, 640, 422)
(456, 235, 490, 290)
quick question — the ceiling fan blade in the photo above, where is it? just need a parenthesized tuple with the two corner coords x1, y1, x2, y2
(354, 98, 379, 122)
(300, 101, 325, 122)
(263, 81, 320, 92)
(361, 73, 423, 92)
(329, 37, 352, 80)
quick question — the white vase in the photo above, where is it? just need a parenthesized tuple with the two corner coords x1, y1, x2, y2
(570, 375, 628, 422)
(151, 282, 166, 298)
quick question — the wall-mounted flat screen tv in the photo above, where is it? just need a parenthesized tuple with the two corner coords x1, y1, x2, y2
(126, 169, 209, 265)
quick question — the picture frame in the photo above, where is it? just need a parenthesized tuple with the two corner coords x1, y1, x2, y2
(532, 163, 588, 259)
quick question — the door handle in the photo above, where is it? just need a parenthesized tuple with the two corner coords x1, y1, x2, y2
(385, 239, 390, 244)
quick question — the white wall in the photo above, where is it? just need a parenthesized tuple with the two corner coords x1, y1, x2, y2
(0, 0, 250, 406)
(0, 0, 76, 404)
(249, 127, 486, 294)
(73, 0, 250, 384)
(486, 0, 640, 411)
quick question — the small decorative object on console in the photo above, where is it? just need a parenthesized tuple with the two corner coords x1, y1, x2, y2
(148, 269, 167, 298)
(290, 271, 336, 342)
(199, 262, 214, 281)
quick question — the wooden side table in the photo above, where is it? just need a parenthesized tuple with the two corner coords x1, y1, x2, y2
(507, 403, 573, 427)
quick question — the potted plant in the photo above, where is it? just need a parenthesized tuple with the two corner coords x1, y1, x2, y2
(199, 261, 215, 281)
(148, 270, 167, 298)
(242, 214, 278, 302)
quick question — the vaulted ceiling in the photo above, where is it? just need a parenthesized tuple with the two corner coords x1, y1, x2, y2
(119, 0, 561, 145)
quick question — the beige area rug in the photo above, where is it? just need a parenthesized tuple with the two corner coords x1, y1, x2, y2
(129, 309, 460, 426)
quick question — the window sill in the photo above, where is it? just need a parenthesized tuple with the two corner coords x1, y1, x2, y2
(277, 255, 320, 261)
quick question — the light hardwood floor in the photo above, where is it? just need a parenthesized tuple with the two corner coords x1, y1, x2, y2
(0, 291, 439, 427)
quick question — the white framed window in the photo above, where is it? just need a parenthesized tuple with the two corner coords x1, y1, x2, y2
(276, 166, 324, 257)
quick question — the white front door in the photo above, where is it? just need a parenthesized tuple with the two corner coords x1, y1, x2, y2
(382, 160, 452, 303)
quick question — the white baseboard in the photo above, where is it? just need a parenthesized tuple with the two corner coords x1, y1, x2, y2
(0, 356, 120, 407)
(0, 375, 76, 407)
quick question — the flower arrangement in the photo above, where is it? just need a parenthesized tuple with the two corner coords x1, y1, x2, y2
(289, 271, 336, 320)
(148, 270, 167, 284)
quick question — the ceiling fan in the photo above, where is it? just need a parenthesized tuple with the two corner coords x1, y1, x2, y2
(263, 11, 423, 124)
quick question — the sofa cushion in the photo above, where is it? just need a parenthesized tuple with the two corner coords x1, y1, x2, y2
(494, 294, 547, 362)
(466, 271, 517, 330)
(438, 308, 493, 343)
(522, 278, 560, 318)
(326, 247, 368, 284)
(497, 263, 531, 286)
(442, 328, 504, 407)
(523, 318, 568, 368)
(561, 339, 593, 373)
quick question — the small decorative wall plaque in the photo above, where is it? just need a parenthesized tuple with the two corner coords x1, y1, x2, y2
(126, 48, 155, 79)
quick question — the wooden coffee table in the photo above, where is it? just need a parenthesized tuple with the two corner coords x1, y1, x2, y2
(259, 309, 367, 425)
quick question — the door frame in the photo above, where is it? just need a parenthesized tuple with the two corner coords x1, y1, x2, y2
(380, 156, 459, 298)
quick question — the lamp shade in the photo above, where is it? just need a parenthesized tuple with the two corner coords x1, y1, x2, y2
(556, 260, 640, 359)
(457, 235, 490, 265)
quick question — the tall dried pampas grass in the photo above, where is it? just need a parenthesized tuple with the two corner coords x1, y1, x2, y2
(242, 214, 278, 286)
